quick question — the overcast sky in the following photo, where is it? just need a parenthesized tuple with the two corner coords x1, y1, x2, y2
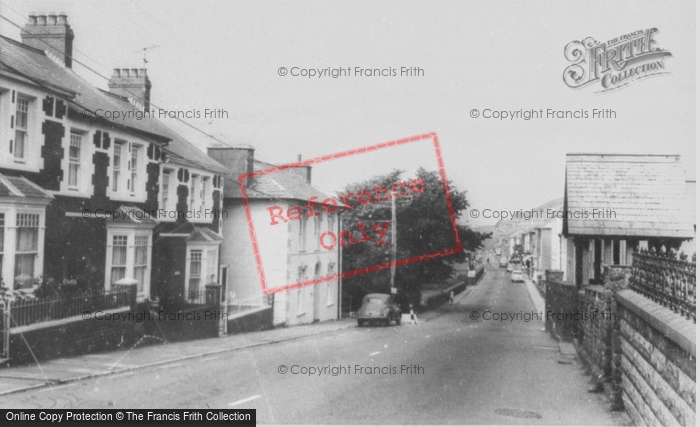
(1, 0, 695, 226)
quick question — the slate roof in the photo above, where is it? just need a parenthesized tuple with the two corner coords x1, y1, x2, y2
(107, 206, 159, 226)
(230, 160, 333, 203)
(564, 154, 694, 238)
(0, 174, 53, 200)
(156, 222, 222, 242)
(186, 226, 223, 243)
(0, 35, 227, 175)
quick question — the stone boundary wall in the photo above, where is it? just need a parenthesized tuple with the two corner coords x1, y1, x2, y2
(616, 290, 695, 426)
(544, 274, 578, 340)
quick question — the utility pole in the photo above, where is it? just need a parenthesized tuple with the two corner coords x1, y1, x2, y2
(390, 195, 397, 294)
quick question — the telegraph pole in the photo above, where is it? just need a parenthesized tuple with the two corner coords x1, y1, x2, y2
(390, 195, 397, 294)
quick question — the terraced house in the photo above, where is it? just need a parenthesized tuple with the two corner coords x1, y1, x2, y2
(0, 14, 228, 306)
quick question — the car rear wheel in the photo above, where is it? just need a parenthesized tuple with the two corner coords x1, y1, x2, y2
(395, 315, 402, 326)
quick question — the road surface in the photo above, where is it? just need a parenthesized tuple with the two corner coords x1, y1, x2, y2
(0, 264, 630, 425)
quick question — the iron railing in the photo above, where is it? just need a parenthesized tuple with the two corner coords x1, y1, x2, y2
(629, 249, 696, 322)
(4, 288, 132, 329)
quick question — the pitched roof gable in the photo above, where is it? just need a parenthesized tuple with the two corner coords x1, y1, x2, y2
(564, 154, 694, 238)
(229, 160, 333, 203)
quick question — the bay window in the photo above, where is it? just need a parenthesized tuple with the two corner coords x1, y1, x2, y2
(134, 235, 148, 293)
(14, 213, 39, 289)
(105, 227, 153, 299)
(110, 235, 128, 284)
(0, 182, 50, 291)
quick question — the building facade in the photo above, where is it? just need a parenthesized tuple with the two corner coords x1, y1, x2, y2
(561, 153, 695, 286)
(208, 146, 340, 327)
(0, 14, 228, 305)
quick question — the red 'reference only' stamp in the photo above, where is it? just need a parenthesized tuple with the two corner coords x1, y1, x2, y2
(238, 132, 462, 295)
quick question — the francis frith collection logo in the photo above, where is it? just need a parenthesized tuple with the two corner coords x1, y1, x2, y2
(563, 28, 672, 92)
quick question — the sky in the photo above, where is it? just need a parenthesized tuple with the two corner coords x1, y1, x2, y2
(0, 0, 695, 226)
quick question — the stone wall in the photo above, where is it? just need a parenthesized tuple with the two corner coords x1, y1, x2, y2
(616, 290, 695, 426)
(578, 286, 614, 379)
(8, 312, 140, 365)
(227, 306, 274, 335)
(544, 271, 578, 341)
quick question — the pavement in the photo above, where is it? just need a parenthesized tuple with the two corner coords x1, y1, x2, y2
(0, 317, 357, 396)
(0, 287, 470, 397)
(0, 266, 632, 424)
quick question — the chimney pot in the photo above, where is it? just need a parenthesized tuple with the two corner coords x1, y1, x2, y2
(109, 65, 153, 110)
(297, 154, 302, 161)
(22, 12, 74, 67)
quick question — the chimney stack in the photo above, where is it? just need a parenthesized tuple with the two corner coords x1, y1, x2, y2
(108, 68, 152, 110)
(207, 145, 255, 195)
(291, 155, 312, 183)
(22, 12, 74, 68)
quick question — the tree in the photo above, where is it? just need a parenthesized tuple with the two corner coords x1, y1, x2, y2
(340, 168, 490, 310)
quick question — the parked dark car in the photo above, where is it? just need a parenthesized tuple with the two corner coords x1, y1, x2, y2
(357, 293, 402, 326)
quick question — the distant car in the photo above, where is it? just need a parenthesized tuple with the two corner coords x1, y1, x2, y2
(357, 293, 402, 327)
(499, 257, 508, 268)
(507, 259, 522, 272)
(511, 270, 524, 282)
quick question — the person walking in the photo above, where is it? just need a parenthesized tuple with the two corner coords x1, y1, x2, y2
(409, 304, 419, 324)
